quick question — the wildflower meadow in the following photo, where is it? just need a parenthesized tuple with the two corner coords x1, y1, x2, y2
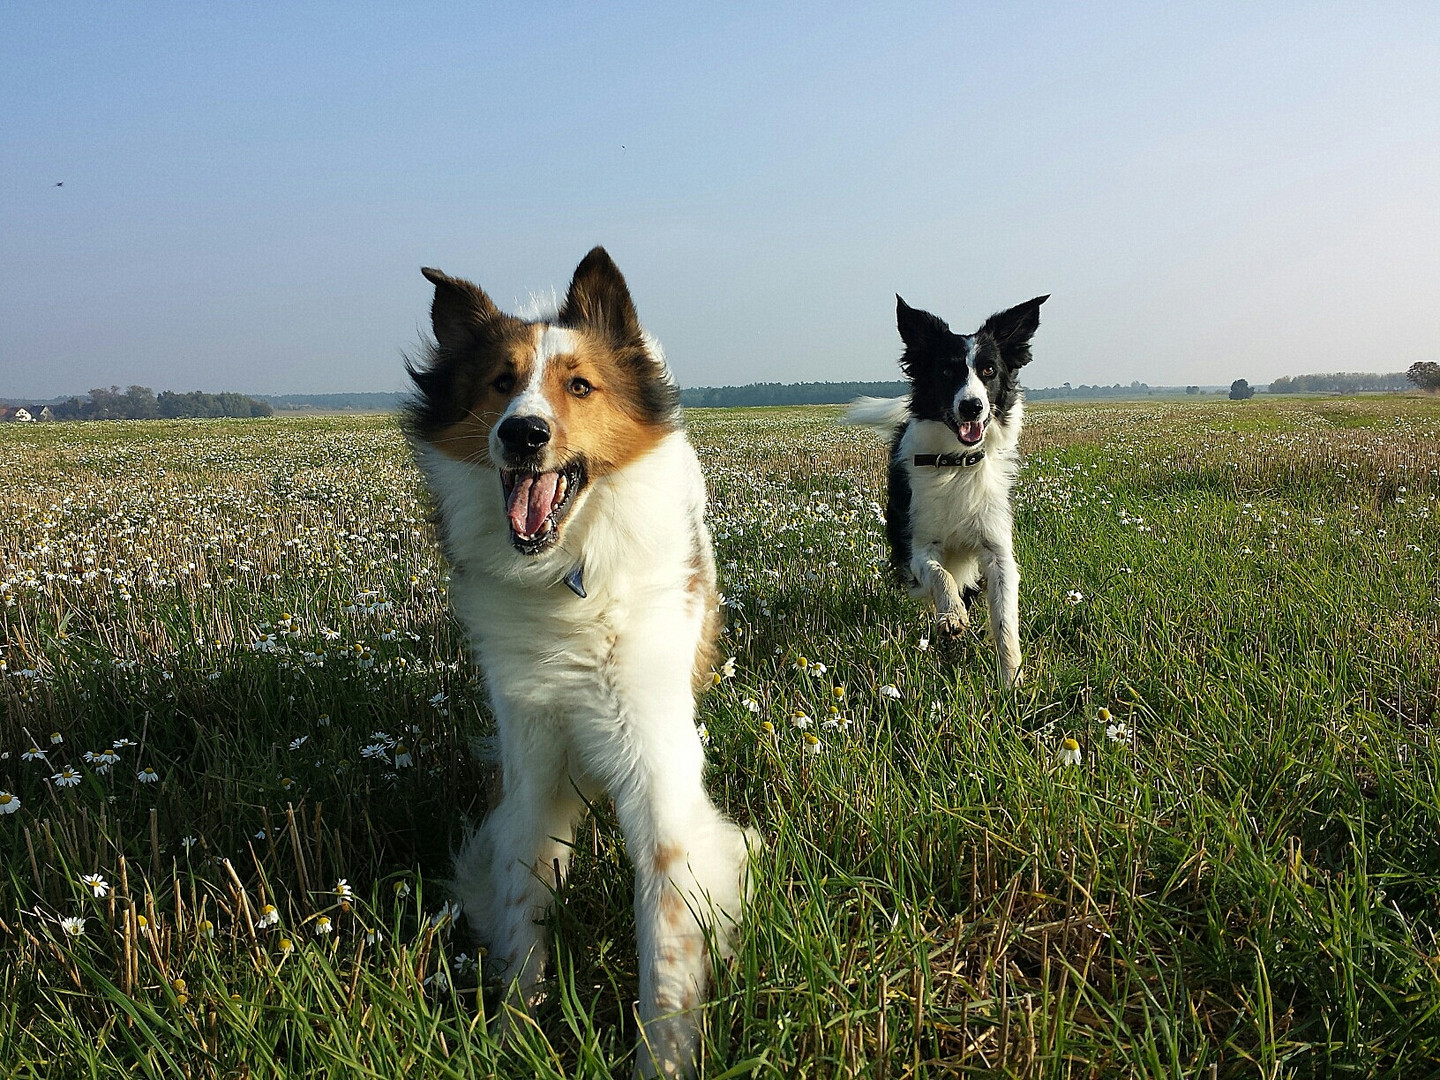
(2, 396, 1438, 1078)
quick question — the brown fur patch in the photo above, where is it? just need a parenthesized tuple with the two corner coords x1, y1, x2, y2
(653, 843, 685, 877)
(658, 888, 694, 933)
(539, 338, 672, 478)
(422, 322, 539, 464)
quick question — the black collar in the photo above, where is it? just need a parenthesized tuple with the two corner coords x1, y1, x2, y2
(914, 449, 986, 468)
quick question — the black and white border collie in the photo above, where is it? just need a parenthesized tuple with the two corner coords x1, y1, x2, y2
(406, 248, 752, 1079)
(846, 294, 1048, 686)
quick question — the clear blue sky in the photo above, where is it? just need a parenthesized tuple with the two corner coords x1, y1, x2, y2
(3, 2, 1438, 398)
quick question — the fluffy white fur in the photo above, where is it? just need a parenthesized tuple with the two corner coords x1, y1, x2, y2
(414, 396, 752, 1079)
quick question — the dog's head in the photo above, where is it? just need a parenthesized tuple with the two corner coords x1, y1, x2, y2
(408, 247, 680, 556)
(895, 294, 1048, 446)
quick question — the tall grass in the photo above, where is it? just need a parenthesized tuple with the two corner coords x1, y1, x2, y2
(2, 396, 1438, 1077)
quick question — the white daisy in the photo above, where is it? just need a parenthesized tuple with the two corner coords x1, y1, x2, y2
(1056, 738, 1083, 767)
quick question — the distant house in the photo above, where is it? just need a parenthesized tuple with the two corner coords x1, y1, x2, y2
(0, 406, 53, 422)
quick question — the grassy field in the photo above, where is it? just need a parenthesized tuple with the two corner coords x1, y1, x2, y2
(2, 396, 1438, 1079)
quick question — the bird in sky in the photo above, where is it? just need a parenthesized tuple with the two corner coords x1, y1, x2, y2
(54, 181, 64, 187)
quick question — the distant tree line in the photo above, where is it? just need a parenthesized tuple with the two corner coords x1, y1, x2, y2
(1026, 381, 1178, 400)
(50, 386, 273, 420)
(1267, 371, 1412, 394)
(679, 381, 910, 407)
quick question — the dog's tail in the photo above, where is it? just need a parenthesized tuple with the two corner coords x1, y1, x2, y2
(841, 395, 909, 437)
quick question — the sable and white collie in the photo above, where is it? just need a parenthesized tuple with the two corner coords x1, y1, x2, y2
(846, 294, 1048, 686)
(406, 248, 752, 1078)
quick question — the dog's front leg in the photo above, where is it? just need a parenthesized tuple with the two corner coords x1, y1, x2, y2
(609, 722, 751, 1079)
(454, 736, 585, 1019)
(984, 544, 1023, 684)
(913, 545, 967, 636)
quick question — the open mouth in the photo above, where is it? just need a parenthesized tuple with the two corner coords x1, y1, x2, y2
(499, 460, 586, 555)
(953, 419, 985, 446)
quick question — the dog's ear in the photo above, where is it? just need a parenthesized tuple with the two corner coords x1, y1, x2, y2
(980, 295, 1048, 366)
(559, 246, 644, 345)
(421, 268, 500, 352)
(896, 296, 950, 349)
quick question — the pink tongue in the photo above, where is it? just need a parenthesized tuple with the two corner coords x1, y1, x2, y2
(958, 421, 984, 444)
(507, 472, 561, 538)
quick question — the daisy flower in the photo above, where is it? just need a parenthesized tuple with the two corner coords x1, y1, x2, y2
(137, 767, 159, 783)
(313, 915, 333, 935)
(1056, 738, 1083, 767)
(60, 915, 86, 937)
(742, 698, 761, 714)
(719, 657, 736, 679)
(0, 791, 19, 814)
(1065, 589, 1085, 605)
(22, 747, 48, 762)
(257, 904, 280, 928)
(803, 733, 822, 756)
(80, 873, 109, 898)
(879, 684, 902, 700)
(430, 900, 461, 929)
(52, 768, 83, 788)
(335, 879, 354, 899)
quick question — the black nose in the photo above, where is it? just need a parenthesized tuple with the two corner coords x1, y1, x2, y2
(956, 397, 984, 420)
(497, 415, 551, 451)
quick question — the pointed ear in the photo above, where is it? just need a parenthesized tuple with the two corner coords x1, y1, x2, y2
(421, 267, 500, 351)
(979, 295, 1048, 364)
(896, 295, 950, 348)
(558, 246, 643, 344)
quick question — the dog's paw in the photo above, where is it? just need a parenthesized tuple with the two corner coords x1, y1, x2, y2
(936, 610, 968, 637)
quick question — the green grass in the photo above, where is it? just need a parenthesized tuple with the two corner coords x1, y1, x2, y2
(3, 396, 1439, 1077)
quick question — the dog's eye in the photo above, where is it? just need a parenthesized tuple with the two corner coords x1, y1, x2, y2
(569, 377, 593, 398)
(491, 373, 515, 393)
(979, 366, 996, 379)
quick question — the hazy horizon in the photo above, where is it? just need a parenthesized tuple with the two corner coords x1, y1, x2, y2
(4, 3, 1438, 400)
